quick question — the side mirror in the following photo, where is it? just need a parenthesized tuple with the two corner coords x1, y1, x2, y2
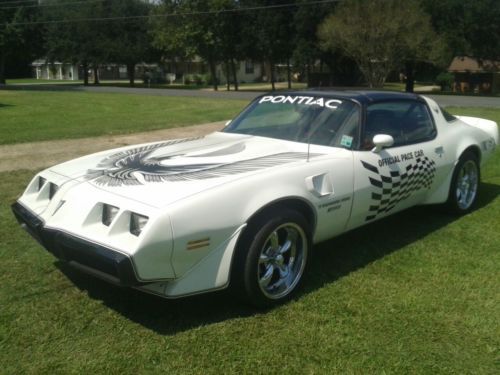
(372, 134, 394, 153)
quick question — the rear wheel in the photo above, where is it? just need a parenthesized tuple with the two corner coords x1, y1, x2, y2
(233, 209, 311, 307)
(446, 151, 480, 214)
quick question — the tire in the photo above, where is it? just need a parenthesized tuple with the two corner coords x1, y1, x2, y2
(232, 209, 311, 307)
(445, 151, 480, 214)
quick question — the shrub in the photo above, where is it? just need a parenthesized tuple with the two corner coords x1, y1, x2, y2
(435, 72, 454, 91)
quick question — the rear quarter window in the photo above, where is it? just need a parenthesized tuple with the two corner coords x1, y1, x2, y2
(440, 106, 457, 122)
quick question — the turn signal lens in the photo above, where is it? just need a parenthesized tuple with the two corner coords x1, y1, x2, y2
(102, 204, 119, 226)
(130, 213, 148, 236)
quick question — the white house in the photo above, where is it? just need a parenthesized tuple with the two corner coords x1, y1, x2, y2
(32, 60, 80, 80)
(31, 59, 264, 84)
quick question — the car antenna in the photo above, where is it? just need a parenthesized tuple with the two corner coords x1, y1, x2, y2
(307, 126, 311, 162)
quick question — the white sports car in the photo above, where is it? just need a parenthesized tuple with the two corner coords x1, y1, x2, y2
(12, 91, 498, 306)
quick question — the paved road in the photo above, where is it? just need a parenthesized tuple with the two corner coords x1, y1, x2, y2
(427, 94, 500, 108)
(2, 83, 499, 107)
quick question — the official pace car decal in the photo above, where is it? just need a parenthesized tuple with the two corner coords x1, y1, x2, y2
(85, 138, 321, 187)
(361, 151, 436, 221)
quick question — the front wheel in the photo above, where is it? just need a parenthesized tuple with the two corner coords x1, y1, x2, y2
(445, 151, 480, 214)
(233, 209, 311, 307)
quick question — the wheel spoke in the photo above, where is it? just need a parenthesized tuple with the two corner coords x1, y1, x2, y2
(259, 265, 274, 288)
(259, 254, 270, 264)
(278, 264, 289, 278)
(269, 231, 279, 251)
(279, 240, 291, 254)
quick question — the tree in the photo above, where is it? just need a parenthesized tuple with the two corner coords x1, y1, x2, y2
(318, 0, 445, 89)
(422, 0, 500, 60)
(217, 1, 244, 91)
(292, 0, 336, 84)
(0, 2, 38, 84)
(43, 0, 111, 85)
(108, 0, 155, 86)
(242, 0, 296, 90)
(151, 0, 224, 91)
(44, 0, 154, 86)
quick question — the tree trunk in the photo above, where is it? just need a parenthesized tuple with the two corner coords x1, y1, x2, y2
(270, 59, 276, 91)
(287, 58, 292, 89)
(405, 61, 415, 93)
(208, 57, 218, 91)
(83, 61, 89, 86)
(0, 53, 6, 85)
(231, 59, 238, 91)
(225, 61, 230, 91)
(127, 63, 136, 86)
(93, 65, 99, 85)
(306, 61, 311, 88)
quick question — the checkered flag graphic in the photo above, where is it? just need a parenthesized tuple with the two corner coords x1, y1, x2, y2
(361, 156, 436, 221)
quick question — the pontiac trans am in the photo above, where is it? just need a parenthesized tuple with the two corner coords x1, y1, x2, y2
(12, 91, 499, 306)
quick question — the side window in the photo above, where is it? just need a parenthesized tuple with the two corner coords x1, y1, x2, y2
(308, 103, 360, 148)
(363, 100, 436, 149)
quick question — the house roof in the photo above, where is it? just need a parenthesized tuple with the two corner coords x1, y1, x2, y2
(31, 60, 72, 66)
(448, 56, 500, 73)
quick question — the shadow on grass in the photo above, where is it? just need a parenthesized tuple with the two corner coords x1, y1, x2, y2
(56, 182, 500, 335)
(0, 103, 13, 108)
(1, 84, 83, 93)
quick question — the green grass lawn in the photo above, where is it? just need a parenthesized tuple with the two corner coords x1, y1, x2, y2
(0, 90, 247, 145)
(449, 107, 500, 124)
(5, 78, 307, 91)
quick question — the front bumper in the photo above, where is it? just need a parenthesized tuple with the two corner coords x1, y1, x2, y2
(12, 202, 142, 287)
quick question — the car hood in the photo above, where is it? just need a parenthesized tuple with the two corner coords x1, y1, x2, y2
(49, 132, 333, 208)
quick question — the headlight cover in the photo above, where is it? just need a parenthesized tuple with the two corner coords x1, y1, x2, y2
(102, 204, 119, 226)
(130, 213, 148, 236)
(49, 183, 59, 199)
(38, 176, 46, 191)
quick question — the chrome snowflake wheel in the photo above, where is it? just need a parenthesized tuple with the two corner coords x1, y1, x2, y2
(455, 160, 478, 210)
(446, 151, 480, 214)
(257, 223, 308, 300)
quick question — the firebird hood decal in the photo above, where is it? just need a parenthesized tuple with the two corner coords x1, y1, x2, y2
(85, 138, 320, 187)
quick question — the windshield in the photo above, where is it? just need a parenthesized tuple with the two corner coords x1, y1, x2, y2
(224, 95, 360, 149)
